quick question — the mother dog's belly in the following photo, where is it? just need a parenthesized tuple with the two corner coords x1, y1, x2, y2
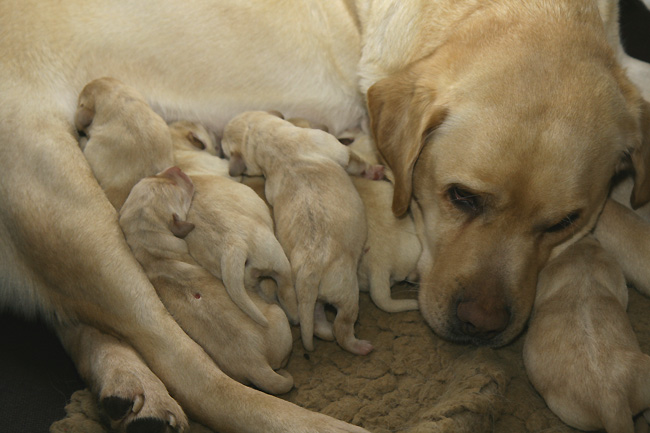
(0, 0, 367, 135)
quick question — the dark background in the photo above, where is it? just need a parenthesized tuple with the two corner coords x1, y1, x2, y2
(1, 2, 649, 432)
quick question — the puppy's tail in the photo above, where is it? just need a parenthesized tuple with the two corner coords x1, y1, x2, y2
(221, 251, 269, 327)
(295, 268, 321, 352)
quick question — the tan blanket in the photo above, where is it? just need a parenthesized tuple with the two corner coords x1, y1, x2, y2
(51, 287, 650, 433)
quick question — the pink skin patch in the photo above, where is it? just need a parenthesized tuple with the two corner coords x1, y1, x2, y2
(363, 165, 385, 181)
(194, 293, 201, 299)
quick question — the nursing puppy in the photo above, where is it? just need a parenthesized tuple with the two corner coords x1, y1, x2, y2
(347, 134, 421, 313)
(119, 167, 295, 395)
(75, 77, 174, 210)
(222, 111, 373, 356)
(523, 236, 650, 433)
(169, 121, 298, 325)
(2, 1, 650, 431)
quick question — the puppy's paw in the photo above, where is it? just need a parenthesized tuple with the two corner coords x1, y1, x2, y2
(99, 368, 188, 433)
(362, 164, 385, 181)
(345, 339, 374, 356)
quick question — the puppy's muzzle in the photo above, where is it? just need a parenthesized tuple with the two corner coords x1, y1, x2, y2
(453, 296, 511, 343)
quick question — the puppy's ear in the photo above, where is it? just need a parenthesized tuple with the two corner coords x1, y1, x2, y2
(267, 110, 285, 119)
(187, 131, 206, 150)
(228, 151, 247, 177)
(171, 213, 195, 238)
(368, 69, 447, 217)
(74, 104, 95, 132)
(630, 100, 650, 209)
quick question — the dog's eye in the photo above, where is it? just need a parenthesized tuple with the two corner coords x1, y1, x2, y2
(545, 212, 580, 233)
(448, 186, 481, 213)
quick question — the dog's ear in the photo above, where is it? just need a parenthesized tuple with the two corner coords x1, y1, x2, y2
(368, 70, 447, 217)
(171, 213, 195, 238)
(228, 151, 247, 177)
(187, 131, 206, 150)
(630, 100, 650, 209)
(74, 104, 95, 132)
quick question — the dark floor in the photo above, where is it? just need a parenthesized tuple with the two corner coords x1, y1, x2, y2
(1, 2, 649, 433)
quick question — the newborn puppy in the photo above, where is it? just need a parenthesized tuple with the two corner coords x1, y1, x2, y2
(222, 111, 373, 356)
(119, 167, 294, 394)
(75, 77, 174, 210)
(169, 121, 298, 326)
(523, 236, 650, 433)
(348, 134, 421, 313)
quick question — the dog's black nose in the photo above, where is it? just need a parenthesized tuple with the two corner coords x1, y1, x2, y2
(456, 298, 510, 340)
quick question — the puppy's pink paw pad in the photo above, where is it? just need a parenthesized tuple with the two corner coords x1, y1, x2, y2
(363, 165, 385, 180)
(351, 340, 374, 356)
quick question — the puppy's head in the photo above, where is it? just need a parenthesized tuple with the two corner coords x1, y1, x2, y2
(120, 166, 195, 238)
(221, 111, 285, 177)
(368, 36, 650, 347)
(75, 77, 129, 134)
(169, 120, 221, 157)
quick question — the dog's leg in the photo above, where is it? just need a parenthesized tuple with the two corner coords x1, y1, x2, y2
(55, 323, 188, 433)
(0, 106, 369, 433)
(313, 301, 335, 341)
(594, 199, 650, 296)
(296, 268, 321, 352)
(323, 269, 373, 356)
(367, 268, 419, 313)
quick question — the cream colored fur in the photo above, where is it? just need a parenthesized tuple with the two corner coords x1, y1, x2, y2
(222, 111, 373, 356)
(348, 134, 420, 313)
(74, 77, 174, 210)
(524, 237, 650, 433)
(1, 1, 649, 431)
(170, 121, 299, 325)
(119, 167, 295, 395)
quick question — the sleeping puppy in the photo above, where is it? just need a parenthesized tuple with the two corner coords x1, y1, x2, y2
(222, 111, 373, 356)
(347, 134, 421, 313)
(169, 120, 299, 326)
(74, 77, 174, 210)
(523, 236, 650, 433)
(119, 166, 295, 395)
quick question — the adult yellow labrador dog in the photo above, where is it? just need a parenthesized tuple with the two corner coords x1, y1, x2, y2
(1, 0, 649, 432)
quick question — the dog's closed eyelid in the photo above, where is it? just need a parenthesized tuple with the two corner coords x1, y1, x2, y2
(544, 211, 581, 233)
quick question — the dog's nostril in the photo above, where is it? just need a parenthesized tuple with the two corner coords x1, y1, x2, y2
(456, 299, 510, 339)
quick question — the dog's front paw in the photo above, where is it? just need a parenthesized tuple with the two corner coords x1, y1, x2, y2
(99, 368, 188, 433)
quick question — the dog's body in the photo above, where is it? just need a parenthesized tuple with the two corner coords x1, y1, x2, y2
(75, 77, 174, 210)
(222, 111, 373, 356)
(524, 236, 650, 433)
(2, 0, 650, 431)
(347, 134, 421, 313)
(120, 167, 295, 395)
(170, 121, 299, 326)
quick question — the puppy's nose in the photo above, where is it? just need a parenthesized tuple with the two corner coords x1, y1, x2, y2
(456, 298, 510, 340)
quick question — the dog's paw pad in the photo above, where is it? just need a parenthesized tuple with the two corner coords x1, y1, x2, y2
(350, 339, 374, 356)
(126, 417, 170, 433)
(102, 396, 134, 421)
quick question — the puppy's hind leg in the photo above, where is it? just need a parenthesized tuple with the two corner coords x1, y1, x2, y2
(314, 301, 334, 341)
(295, 268, 321, 352)
(323, 269, 373, 356)
(56, 323, 188, 433)
(367, 269, 419, 313)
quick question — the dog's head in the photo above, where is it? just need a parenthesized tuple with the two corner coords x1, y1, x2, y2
(368, 37, 650, 347)
(120, 166, 196, 239)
